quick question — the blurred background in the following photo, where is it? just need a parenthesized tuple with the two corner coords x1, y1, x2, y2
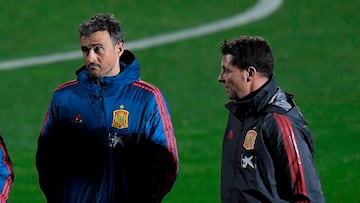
(0, 0, 359, 202)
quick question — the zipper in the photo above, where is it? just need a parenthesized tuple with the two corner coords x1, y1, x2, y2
(97, 79, 107, 136)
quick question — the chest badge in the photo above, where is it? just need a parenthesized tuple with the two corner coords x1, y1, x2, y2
(112, 105, 129, 129)
(243, 129, 257, 150)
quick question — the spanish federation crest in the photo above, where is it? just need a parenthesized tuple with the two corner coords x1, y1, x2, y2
(112, 106, 129, 129)
(243, 129, 257, 150)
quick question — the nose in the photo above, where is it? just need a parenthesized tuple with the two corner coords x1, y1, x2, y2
(86, 49, 97, 63)
(218, 71, 225, 83)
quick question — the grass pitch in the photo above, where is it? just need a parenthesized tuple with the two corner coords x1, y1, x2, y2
(0, 0, 359, 202)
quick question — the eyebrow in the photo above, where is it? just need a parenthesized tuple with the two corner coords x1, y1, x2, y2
(81, 43, 103, 49)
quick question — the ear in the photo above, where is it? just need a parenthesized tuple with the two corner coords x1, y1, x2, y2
(115, 42, 125, 57)
(246, 66, 256, 82)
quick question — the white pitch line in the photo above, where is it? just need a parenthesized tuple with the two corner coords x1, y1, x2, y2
(0, 0, 283, 70)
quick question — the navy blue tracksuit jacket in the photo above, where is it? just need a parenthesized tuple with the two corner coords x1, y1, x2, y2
(36, 50, 178, 203)
(221, 76, 325, 202)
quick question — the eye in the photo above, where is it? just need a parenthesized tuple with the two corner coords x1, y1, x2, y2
(81, 47, 90, 55)
(224, 67, 231, 73)
(94, 46, 104, 55)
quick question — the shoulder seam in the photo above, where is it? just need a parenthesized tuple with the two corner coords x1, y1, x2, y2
(55, 80, 78, 91)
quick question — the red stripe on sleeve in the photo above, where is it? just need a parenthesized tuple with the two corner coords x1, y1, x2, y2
(132, 81, 178, 167)
(55, 80, 78, 91)
(273, 113, 308, 201)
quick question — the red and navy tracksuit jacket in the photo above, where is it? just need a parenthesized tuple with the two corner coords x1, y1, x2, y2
(36, 50, 178, 203)
(221, 76, 325, 202)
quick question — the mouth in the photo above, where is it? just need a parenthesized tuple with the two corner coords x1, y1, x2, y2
(88, 63, 101, 70)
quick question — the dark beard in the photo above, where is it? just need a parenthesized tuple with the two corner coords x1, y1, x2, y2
(87, 63, 102, 79)
(88, 70, 101, 79)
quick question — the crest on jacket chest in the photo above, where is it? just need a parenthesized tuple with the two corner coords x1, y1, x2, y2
(243, 129, 257, 150)
(112, 105, 129, 129)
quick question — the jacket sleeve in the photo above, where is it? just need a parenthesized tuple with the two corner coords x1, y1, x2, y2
(144, 89, 178, 203)
(270, 113, 325, 203)
(35, 98, 63, 202)
(0, 136, 14, 202)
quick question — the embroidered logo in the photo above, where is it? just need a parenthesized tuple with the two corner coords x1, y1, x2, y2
(72, 114, 83, 123)
(243, 129, 257, 150)
(112, 105, 129, 129)
(227, 130, 234, 139)
(108, 132, 124, 148)
(241, 155, 256, 169)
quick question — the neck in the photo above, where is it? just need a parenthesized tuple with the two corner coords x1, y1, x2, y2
(250, 76, 269, 93)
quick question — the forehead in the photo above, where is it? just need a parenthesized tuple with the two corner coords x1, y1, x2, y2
(222, 54, 233, 63)
(80, 30, 112, 46)
(221, 54, 235, 67)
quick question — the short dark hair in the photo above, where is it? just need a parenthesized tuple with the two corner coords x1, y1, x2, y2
(220, 35, 274, 78)
(79, 13, 124, 44)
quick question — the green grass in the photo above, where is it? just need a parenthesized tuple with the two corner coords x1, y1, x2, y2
(0, 0, 359, 202)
